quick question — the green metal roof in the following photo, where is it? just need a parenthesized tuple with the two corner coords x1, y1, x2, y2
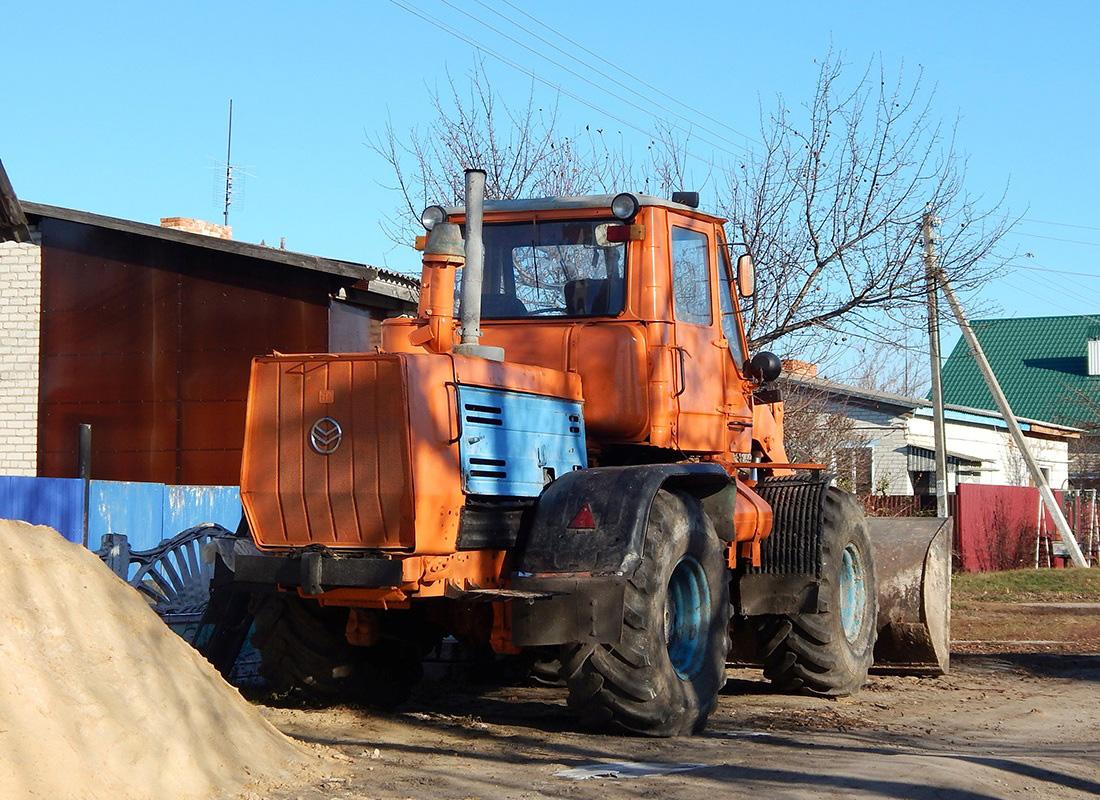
(940, 314, 1100, 428)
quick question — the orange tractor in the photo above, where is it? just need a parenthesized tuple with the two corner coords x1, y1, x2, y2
(232, 170, 950, 736)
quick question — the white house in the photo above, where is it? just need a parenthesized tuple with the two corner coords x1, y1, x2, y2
(784, 372, 1078, 498)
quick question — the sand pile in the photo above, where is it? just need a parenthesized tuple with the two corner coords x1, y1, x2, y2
(0, 519, 312, 799)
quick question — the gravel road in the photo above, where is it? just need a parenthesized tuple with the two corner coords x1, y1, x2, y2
(247, 646, 1100, 800)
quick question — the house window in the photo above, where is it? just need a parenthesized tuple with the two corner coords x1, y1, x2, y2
(836, 446, 873, 495)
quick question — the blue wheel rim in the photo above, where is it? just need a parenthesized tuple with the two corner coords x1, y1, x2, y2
(839, 542, 867, 643)
(665, 555, 710, 679)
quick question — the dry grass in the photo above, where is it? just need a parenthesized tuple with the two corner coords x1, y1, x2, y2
(952, 567, 1100, 604)
(951, 567, 1100, 653)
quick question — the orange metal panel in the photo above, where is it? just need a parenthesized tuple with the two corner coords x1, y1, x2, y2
(569, 324, 648, 440)
(644, 322, 677, 449)
(242, 350, 582, 558)
(450, 354, 583, 402)
(400, 354, 464, 555)
(477, 321, 648, 441)
(401, 352, 583, 555)
(242, 354, 417, 551)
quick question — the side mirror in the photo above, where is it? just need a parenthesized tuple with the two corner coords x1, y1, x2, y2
(737, 253, 755, 297)
(747, 351, 782, 383)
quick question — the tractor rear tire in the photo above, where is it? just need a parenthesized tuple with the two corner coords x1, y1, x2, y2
(250, 594, 431, 709)
(250, 592, 358, 700)
(758, 487, 878, 696)
(559, 490, 730, 736)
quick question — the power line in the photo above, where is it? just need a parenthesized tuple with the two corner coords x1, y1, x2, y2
(1005, 261, 1100, 278)
(488, 0, 764, 149)
(998, 274, 1100, 320)
(1025, 269, 1100, 308)
(1021, 217, 1100, 232)
(383, 0, 731, 173)
(435, 0, 755, 160)
(1000, 257, 1100, 308)
(1008, 230, 1100, 248)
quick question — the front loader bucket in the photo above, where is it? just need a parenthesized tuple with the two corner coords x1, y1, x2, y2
(866, 516, 952, 675)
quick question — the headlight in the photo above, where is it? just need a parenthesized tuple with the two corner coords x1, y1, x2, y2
(611, 193, 640, 221)
(420, 205, 447, 231)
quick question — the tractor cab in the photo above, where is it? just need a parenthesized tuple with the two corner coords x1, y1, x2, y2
(395, 194, 758, 460)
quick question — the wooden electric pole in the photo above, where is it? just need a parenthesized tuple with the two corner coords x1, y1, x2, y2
(924, 208, 950, 518)
(935, 268, 1088, 567)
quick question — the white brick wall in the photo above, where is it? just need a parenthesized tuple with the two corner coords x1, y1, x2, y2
(813, 387, 1073, 496)
(824, 398, 915, 495)
(0, 228, 41, 475)
(909, 415, 1070, 490)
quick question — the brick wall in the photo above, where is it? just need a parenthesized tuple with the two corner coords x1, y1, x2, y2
(159, 217, 232, 240)
(0, 227, 41, 475)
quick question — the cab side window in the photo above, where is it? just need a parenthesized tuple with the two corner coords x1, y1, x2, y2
(717, 244, 747, 367)
(671, 226, 712, 325)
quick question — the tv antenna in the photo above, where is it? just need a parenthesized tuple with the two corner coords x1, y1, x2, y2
(224, 99, 234, 224)
(216, 100, 253, 225)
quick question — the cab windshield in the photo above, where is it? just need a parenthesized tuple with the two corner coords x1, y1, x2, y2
(464, 219, 626, 318)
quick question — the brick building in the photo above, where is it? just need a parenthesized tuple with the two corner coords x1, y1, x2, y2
(0, 160, 418, 485)
(0, 231, 41, 475)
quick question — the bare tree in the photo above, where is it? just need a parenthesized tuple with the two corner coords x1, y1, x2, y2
(1002, 439, 1032, 487)
(373, 53, 1014, 356)
(724, 51, 1013, 358)
(834, 336, 931, 398)
(370, 60, 636, 252)
(778, 378, 868, 466)
(1060, 385, 1100, 488)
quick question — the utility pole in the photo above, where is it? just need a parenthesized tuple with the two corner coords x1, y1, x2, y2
(924, 208, 949, 518)
(937, 268, 1089, 567)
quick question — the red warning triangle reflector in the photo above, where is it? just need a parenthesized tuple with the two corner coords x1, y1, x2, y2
(568, 504, 597, 529)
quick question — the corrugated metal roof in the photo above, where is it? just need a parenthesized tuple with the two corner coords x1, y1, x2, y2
(940, 315, 1100, 428)
(20, 201, 420, 304)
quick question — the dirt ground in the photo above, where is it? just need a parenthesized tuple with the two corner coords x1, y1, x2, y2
(248, 604, 1100, 800)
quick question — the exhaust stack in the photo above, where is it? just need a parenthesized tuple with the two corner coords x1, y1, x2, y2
(454, 169, 504, 362)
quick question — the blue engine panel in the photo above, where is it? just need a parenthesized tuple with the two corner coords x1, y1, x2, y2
(456, 385, 587, 497)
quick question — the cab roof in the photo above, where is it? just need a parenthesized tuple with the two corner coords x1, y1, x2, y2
(444, 193, 723, 220)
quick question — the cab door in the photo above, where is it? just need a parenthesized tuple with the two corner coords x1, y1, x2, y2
(668, 221, 727, 453)
(716, 241, 754, 454)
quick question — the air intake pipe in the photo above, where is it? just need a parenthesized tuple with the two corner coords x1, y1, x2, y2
(454, 169, 504, 362)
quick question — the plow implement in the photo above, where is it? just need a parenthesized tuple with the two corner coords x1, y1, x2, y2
(867, 516, 953, 675)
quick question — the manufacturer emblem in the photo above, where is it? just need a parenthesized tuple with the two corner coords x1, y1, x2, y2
(309, 417, 343, 455)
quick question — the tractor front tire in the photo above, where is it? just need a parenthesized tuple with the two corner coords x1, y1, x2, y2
(758, 487, 878, 696)
(559, 490, 730, 736)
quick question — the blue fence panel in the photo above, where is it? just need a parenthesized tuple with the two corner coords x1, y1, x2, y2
(163, 485, 243, 538)
(2, 476, 243, 551)
(0, 476, 85, 543)
(88, 480, 166, 552)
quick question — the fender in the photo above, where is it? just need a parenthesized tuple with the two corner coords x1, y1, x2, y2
(510, 463, 729, 646)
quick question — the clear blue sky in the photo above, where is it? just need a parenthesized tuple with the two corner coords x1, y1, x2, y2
(6, 1, 1100, 351)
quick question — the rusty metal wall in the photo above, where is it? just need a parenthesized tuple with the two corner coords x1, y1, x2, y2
(954, 483, 1066, 571)
(37, 217, 341, 485)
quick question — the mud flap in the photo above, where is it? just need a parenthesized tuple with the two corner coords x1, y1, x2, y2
(510, 576, 627, 647)
(866, 517, 952, 675)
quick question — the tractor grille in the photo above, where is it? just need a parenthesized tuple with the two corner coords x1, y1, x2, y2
(748, 475, 829, 576)
(241, 354, 414, 550)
